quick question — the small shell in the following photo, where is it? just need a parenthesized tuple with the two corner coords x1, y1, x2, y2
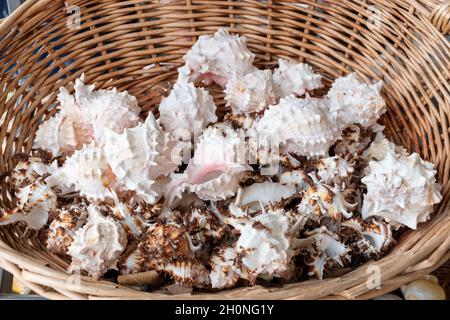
(104, 113, 181, 204)
(256, 96, 341, 158)
(361, 152, 442, 229)
(234, 182, 297, 213)
(45, 204, 88, 256)
(225, 69, 277, 114)
(158, 260, 211, 288)
(209, 246, 241, 289)
(297, 174, 356, 220)
(401, 279, 446, 300)
(333, 125, 373, 158)
(273, 58, 323, 98)
(327, 73, 386, 128)
(168, 126, 250, 202)
(118, 248, 144, 275)
(279, 170, 309, 191)
(184, 28, 255, 87)
(10, 154, 56, 190)
(362, 131, 408, 162)
(159, 65, 217, 138)
(47, 144, 117, 202)
(304, 226, 351, 279)
(316, 156, 354, 185)
(186, 208, 226, 241)
(68, 204, 127, 278)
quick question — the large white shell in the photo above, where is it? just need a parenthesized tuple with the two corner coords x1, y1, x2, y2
(104, 113, 181, 204)
(224, 69, 277, 114)
(361, 152, 442, 229)
(68, 204, 127, 278)
(327, 73, 386, 128)
(273, 59, 323, 98)
(183, 28, 255, 87)
(159, 65, 217, 138)
(47, 144, 117, 202)
(234, 182, 297, 213)
(316, 156, 354, 185)
(362, 131, 408, 161)
(304, 226, 351, 279)
(256, 96, 342, 158)
(46, 204, 88, 256)
(168, 126, 250, 202)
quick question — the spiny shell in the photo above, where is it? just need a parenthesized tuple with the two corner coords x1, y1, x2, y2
(159, 65, 218, 138)
(0, 178, 56, 230)
(297, 174, 356, 220)
(45, 204, 88, 256)
(186, 208, 226, 241)
(362, 131, 408, 162)
(158, 260, 211, 288)
(68, 204, 127, 278)
(47, 144, 117, 202)
(327, 73, 386, 128)
(304, 226, 351, 279)
(104, 113, 181, 204)
(256, 96, 341, 158)
(209, 246, 241, 289)
(234, 182, 297, 213)
(273, 59, 323, 98)
(184, 28, 255, 87)
(225, 69, 277, 114)
(34, 81, 93, 157)
(168, 126, 250, 202)
(11, 154, 56, 190)
(333, 125, 373, 157)
(316, 156, 354, 185)
(361, 152, 442, 229)
(118, 248, 144, 275)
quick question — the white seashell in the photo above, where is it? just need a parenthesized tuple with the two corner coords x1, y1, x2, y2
(333, 124, 373, 157)
(118, 248, 144, 275)
(168, 126, 251, 202)
(68, 204, 127, 278)
(362, 131, 408, 161)
(304, 226, 351, 279)
(0, 178, 57, 230)
(34, 80, 93, 157)
(209, 246, 241, 289)
(279, 170, 309, 191)
(46, 204, 88, 256)
(273, 59, 323, 98)
(184, 28, 255, 87)
(401, 279, 446, 300)
(316, 156, 354, 185)
(256, 95, 342, 158)
(159, 65, 217, 138)
(327, 73, 386, 128)
(361, 152, 442, 229)
(297, 174, 356, 220)
(47, 144, 117, 202)
(186, 208, 226, 240)
(104, 113, 181, 204)
(225, 69, 277, 114)
(234, 182, 297, 213)
(158, 260, 211, 288)
(10, 154, 56, 190)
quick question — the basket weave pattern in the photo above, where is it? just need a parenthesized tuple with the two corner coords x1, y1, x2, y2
(0, 0, 449, 300)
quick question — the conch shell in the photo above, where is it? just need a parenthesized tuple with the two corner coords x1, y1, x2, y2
(272, 58, 323, 98)
(327, 73, 386, 128)
(256, 96, 341, 158)
(361, 151, 442, 229)
(183, 28, 255, 87)
(159, 65, 217, 138)
(225, 69, 277, 114)
(103, 113, 181, 204)
(68, 204, 127, 278)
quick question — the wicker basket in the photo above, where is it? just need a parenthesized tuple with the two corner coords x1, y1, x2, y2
(0, 0, 449, 300)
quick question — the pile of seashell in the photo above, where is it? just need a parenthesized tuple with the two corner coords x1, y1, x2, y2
(0, 29, 443, 291)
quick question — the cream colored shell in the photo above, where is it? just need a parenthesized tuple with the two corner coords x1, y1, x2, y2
(361, 152, 442, 229)
(362, 131, 408, 161)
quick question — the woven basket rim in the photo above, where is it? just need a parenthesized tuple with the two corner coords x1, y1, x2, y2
(0, 0, 449, 300)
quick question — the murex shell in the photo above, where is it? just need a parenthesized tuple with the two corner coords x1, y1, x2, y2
(327, 73, 386, 128)
(183, 28, 255, 87)
(225, 69, 277, 115)
(168, 125, 250, 202)
(361, 151, 442, 229)
(104, 113, 181, 204)
(272, 58, 323, 98)
(159, 65, 217, 138)
(68, 204, 127, 278)
(256, 95, 341, 158)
